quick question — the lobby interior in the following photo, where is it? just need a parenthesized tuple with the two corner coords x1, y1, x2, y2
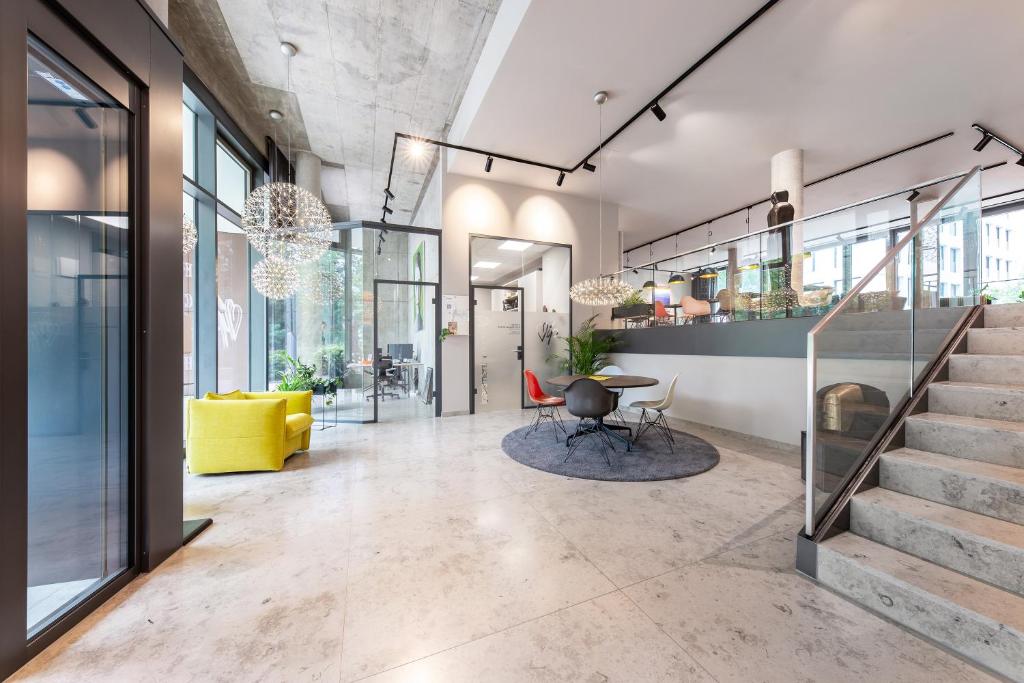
(4, 0, 1024, 681)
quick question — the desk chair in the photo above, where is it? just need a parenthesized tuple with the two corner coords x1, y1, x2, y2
(630, 374, 678, 451)
(364, 356, 400, 401)
(524, 370, 566, 441)
(564, 378, 624, 466)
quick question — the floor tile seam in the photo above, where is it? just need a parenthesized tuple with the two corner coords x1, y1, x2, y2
(344, 587, 624, 683)
(346, 489, 525, 534)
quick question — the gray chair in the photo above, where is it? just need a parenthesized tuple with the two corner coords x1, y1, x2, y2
(630, 374, 678, 451)
(564, 378, 624, 465)
(601, 364, 628, 424)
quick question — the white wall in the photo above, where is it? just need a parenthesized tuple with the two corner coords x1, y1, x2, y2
(541, 247, 571, 313)
(607, 353, 806, 446)
(441, 171, 619, 415)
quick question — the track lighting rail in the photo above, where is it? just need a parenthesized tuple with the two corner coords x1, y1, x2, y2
(972, 124, 1024, 165)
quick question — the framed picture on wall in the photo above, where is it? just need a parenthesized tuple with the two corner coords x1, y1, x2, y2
(413, 242, 425, 331)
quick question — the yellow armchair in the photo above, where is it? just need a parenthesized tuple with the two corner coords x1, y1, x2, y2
(185, 390, 314, 474)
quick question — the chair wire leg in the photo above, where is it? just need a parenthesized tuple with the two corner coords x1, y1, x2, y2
(525, 406, 544, 437)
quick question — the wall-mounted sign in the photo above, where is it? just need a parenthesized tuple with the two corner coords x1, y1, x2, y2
(442, 294, 469, 335)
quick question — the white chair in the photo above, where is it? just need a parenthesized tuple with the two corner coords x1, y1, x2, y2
(601, 364, 628, 424)
(629, 374, 678, 451)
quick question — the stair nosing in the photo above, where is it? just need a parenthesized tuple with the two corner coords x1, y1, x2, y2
(931, 380, 1024, 394)
(906, 411, 1024, 434)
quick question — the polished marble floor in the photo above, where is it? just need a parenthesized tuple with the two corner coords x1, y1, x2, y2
(13, 410, 991, 681)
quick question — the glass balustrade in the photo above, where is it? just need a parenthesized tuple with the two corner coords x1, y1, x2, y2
(804, 167, 982, 535)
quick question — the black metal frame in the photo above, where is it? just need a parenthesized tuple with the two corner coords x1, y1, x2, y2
(372, 277, 442, 423)
(525, 402, 567, 442)
(1, 1, 185, 676)
(469, 284, 525, 412)
(634, 407, 675, 452)
(467, 234, 574, 413)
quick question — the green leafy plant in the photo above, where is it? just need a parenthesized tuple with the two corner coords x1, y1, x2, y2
(439, 328, 453, 343)
(618, 289, 647, 306)
(276, 353, 338, 404)
(550, 314, 618, 375)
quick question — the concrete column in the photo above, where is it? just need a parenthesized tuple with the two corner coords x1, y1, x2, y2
(771, 149, 804, 295)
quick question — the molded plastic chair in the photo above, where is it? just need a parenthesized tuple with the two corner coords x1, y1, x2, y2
(680, 296, 711, 324)
(653, 300, 673, 326)
(629, 374, 678, 451)
(601, 365, 629, 424)
(524, 370, 566, 441)
(564, 378, 619, 465)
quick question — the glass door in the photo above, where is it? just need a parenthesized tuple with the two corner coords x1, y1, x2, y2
(471, 286, 524, 412)
(373, 281, 439, 422)
(25, 34, 132, 636)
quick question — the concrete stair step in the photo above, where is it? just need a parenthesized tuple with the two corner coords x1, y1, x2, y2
(880, 447, 1024, 525)
(850, 488, 1024, 596)
(818, 531, 1024, 680)
(928, 381, 1024, 423)
(968, 327, 1024, 355)
(985, 302, 1024, 328)
(906, 412, 1024, 468)
(949, 354, 1024, 385)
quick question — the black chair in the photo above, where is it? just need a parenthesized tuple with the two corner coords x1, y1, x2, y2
(364, 355, 400, 401)
(563, 378, 628, 465)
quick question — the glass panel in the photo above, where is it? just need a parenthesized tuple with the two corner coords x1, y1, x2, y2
(808, 169, 982, 533)
(473, 287, 523, 412)
(26, 36, 131, 634)
(183, 194, 196, 403)
(375, 282, 437, 422)
(215, 141, 248, 215)
(216, 214, 249, 392)
(182, 103, 195, 180)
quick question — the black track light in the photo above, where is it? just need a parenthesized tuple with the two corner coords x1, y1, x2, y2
(1017, 155, 1024, 167)
(382, 205, 393, 215)
(384, 188, 395, 200)
(582, 161, 596, 172)
(484, 156, 493, 173)
(973, 133, 993, 152)
(907, 189, 920, 202)
(556, 171, 565, 187)
(650, 102, 666, 121)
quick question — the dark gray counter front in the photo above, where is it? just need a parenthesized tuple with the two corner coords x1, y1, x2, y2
(598, 316, 821, 358)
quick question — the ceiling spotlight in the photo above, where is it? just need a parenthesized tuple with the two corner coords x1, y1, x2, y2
(268, 109, 284, 121)
(973, 133, 993, 152)
(907, 189, 921, 202)
(582, 161, 596, 172)
(556, 171, 566, 187)
(1017, 155, 1024, 167)
(484, 156, 493, 173)
(650, 102, 667, 121)
(407, 138, 427, 159)
(382, 205, 393, 215)
(384, 188, 395, 200)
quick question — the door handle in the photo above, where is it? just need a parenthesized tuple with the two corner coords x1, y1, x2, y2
(516, 346, 523, 360)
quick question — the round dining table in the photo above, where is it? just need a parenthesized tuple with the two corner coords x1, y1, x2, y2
(546, 374, 659, 389)
(545, 374, 659, 451)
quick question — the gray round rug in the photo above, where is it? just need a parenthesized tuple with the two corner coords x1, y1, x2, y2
(501, 420, 720, 482)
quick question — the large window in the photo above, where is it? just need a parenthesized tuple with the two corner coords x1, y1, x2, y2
(26, 34, 131, 635)
(215, 140, 249, 215)
(216, 215, 249, 392)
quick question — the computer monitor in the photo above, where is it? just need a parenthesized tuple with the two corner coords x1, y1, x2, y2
(387, 343, 413, 360)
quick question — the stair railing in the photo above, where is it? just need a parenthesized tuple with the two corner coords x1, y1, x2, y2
(804, 166, 983, 537)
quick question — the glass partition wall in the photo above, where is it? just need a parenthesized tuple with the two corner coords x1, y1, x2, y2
(613, 173, 986, 327)
(469, 236, 571, 412)
(266, 222, 441, 423)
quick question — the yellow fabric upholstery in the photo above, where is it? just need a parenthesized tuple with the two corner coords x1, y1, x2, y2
(185, 390, 314, 474)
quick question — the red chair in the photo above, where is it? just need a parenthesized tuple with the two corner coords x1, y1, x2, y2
(654, 300, 673, 326)
(524, 370, 567, 440)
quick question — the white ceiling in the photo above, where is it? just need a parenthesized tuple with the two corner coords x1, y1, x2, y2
(444, 0, 1024, 249)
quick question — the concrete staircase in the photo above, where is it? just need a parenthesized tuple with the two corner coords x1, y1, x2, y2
(815, 303, 1024, 681)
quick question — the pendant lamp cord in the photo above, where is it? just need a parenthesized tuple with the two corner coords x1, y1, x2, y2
(598, 100, 604, 278)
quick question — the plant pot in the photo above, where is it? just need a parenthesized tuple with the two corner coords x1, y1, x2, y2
(612, 303, 651, 320)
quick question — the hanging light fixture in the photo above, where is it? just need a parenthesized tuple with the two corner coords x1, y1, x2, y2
(569, 90, 634, 306)
(243, 42, 332, 265)
(300, 267, 344, 305)
(252, 256, 299, 300)
(182, 213, 197, 256)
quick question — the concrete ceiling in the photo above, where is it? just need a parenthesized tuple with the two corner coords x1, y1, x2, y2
(170, 0, 500, 222)
(445, 0, 1024, 249)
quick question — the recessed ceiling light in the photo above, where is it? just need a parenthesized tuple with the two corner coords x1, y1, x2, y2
(473, 261, 500, 269)
(498, 240, 532, 251)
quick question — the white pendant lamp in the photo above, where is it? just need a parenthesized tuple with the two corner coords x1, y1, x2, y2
(569, 90, 634, 307)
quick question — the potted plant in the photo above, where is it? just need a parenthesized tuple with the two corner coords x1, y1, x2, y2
(550, 314, 619, 375)
(277, 353, 336, 405)
(611, 289, 651, 322)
